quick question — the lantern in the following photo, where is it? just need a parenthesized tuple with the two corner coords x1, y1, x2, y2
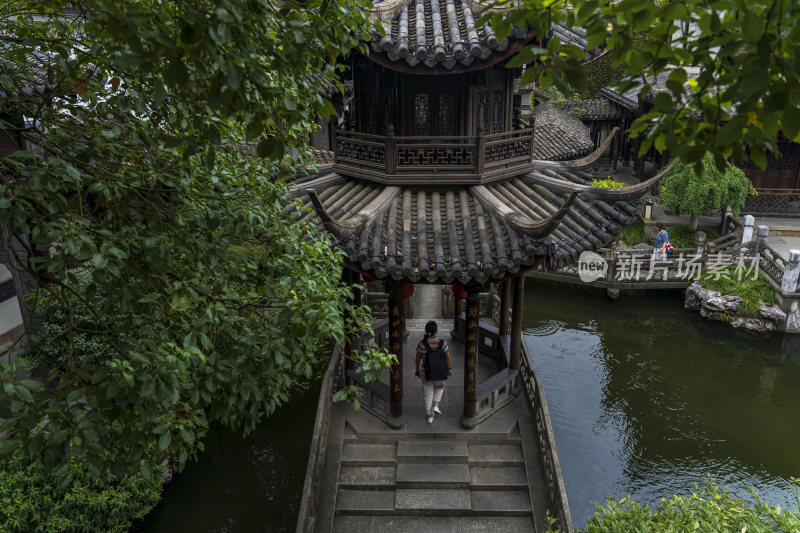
(401, 283, 414, 299)
(642, 197, 654, 221)
(451, 284, 467, 300)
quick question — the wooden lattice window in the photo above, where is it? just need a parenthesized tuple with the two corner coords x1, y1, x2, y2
(477, 89, 489, 133)
(491, 89, 504, 133)
(413, 92, 431, 136)
(438, 93, 457, 136)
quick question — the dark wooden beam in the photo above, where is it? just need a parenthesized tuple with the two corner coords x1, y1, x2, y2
(509, 274, 525, 371)
(499, 280, 511, 336)
(461, 286, 480, 428)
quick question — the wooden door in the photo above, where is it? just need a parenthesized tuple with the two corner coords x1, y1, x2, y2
(406, 78, 461, 137)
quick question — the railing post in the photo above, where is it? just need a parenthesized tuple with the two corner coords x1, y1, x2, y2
(755, 225, 769, 256)
(385, 124, 396, 175)
(476, 124, 486, 176)
(720, 205, 732, 236)
(781, 250, 800, 294)
(694, 231, 707, 266)
(742, 214, 755, 244)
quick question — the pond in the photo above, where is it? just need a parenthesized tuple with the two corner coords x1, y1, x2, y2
(135, 375, 321, 533)
(524, 282, 800, 527)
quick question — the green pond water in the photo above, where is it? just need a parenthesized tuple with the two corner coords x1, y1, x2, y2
(138, 283, 800, 531)
(135, 375, 320, 533)
(523, 282, 800, 527)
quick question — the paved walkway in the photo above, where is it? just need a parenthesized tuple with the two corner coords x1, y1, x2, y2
(315, 325, 551, 532)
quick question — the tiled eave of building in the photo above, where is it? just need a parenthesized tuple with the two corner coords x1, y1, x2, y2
(288, 161, 674, 285)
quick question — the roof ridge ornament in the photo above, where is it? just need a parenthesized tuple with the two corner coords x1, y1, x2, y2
(306, 186, 401, 238)
(471, 185, 580, 238)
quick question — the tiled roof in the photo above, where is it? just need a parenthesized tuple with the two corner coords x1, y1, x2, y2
(370, 0, 527, 70)
(531, 103, 594, 160)
(549, 24, 605, 62)
(600, 67, 703, 111)
(289, 165, 664, 284)
(559, 99, 624, 121)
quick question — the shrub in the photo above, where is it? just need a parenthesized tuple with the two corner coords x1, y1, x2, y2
(699, 266, 777, 317)
(590, 178, 627, 188)
(549, 479, 800, 532)
(0, 446, 164, 533)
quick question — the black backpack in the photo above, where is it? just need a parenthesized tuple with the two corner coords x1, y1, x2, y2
(424, 339, 449, 381)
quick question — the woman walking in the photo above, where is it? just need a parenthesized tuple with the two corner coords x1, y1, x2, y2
(415, 321, 452, 424)
(654, 222, 670, 259)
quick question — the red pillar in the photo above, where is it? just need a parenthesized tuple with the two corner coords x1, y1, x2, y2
(388, 283, 404, 423)
(509, 275, 525, 371)
(461, 286, 480, 428)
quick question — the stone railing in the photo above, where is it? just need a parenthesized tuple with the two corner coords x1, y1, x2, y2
(295, 345, 342, 533)
(519, 341, 574, 533)
(332, 128, 534, 184)
(296, 316, 391, 533)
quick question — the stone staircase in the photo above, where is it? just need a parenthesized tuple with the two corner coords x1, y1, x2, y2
(332, 422, 538, 532)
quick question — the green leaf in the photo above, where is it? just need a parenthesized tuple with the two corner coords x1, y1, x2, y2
(158, 431, 172, 451)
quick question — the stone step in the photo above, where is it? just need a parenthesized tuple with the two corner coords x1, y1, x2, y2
(394, 488, 471, 512)
(338, 466, 396, 489)
(471, 490, 532, 516)
(468, 443, 524, 466)
(341, 443, 397, 467)
(470, 466, 528, 490)
(396, 463, 470, 488)
(333, 515, 536, 532)
(345, 412, 520, 442)
(397, 440, 468, 463)
(335, 490, 395, 515)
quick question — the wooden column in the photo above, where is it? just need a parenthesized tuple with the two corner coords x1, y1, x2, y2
(499, 279, 511, 336)
(461, 286, 480, 428)
(509, 274, 525, 371)
(388, 283, 404, 424)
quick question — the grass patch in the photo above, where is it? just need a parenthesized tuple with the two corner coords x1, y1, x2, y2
(613, 218, 649, 247)
(699, 266, 776, 318)
(667, 225, 720, 248)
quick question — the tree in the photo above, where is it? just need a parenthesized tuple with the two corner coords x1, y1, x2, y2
(547, 479, 800, 533)
(490, 0, 800, 170)
(659, 153, 755, 230)
(0, 0, 383, 480)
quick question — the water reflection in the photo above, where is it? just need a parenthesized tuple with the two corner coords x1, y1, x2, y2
(523, 283, 800, 527)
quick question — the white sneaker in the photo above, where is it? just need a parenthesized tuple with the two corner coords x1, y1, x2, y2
(433, 406, 442, 415)
(427, 415, 434, 424)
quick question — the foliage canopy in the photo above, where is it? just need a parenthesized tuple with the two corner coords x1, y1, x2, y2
(660, 153, 756, 223)
(490, 0, 800, 169)
(0, 0, 379, 480)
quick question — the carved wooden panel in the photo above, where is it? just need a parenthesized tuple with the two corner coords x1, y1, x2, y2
(413, 92, 431, 136)
(438, 93, 457, 136)
(396, 146, 475, 167)
(336, 137, 386, 165)
(491, 89, 504, 134)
